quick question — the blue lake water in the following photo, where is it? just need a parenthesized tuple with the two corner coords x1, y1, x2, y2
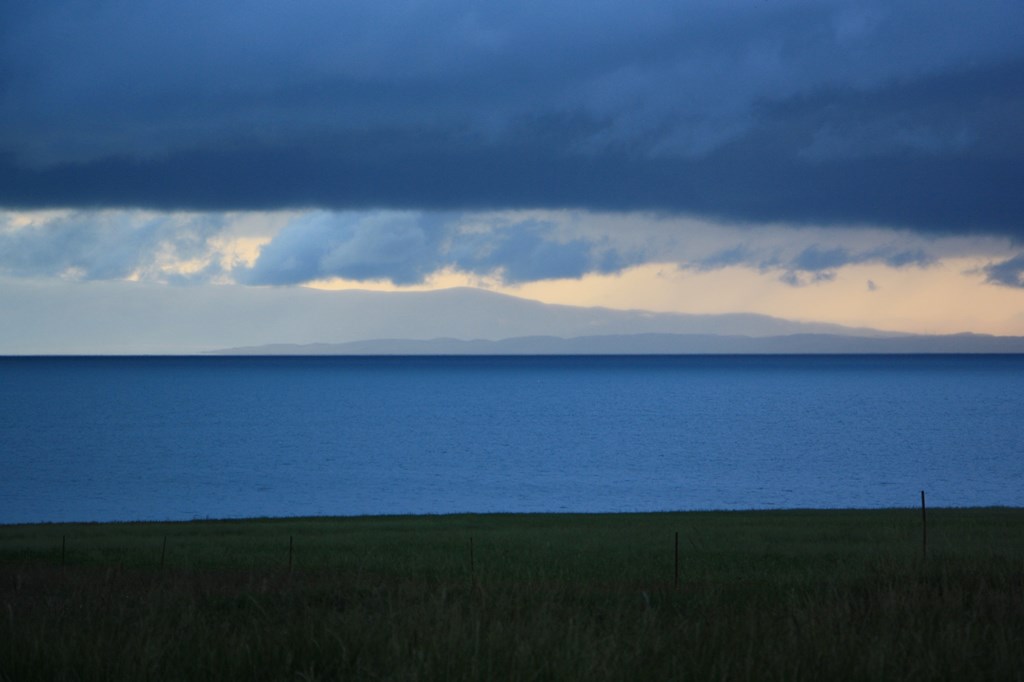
(1, 355, 1022, 524)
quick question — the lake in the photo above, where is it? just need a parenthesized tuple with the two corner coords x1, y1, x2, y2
(1, 355, 1022, 524)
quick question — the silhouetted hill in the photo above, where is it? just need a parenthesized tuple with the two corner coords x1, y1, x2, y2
(211, 331, 1024, 355)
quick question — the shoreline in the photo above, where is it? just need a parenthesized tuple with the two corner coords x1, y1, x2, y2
(4, 503, 1023, 528)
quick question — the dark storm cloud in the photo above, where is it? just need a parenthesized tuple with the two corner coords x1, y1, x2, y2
(238, 212, 633, 285)
(1, 1, 1023, 237)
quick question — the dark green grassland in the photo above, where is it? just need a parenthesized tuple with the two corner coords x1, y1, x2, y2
(2, 508, 1023, 680)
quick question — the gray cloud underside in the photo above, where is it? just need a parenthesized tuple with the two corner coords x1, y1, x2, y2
(237, 212, 635, 285)
(0, 212, 223, 281)
(11, 207, 1016, 290)
(1, 1, 1023, 237)
(691, 242, 938, 286)
(984, 254, 1024, 288)
(0, 211, 636, 286)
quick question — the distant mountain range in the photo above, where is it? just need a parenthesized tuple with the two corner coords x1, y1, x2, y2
(206, 287, 1024, 355)
(210, 332, 1024, 355)
(240, 285, 899, 340)
(6, 274, 1024, 356)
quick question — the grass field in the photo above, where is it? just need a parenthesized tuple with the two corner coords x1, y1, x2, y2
(1, 508, 1022, 680)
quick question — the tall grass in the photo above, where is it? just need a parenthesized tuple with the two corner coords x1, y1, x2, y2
(1, 509, 1022, 680)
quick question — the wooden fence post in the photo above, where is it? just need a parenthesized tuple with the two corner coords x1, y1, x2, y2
(921, 490, 927, 559)
(674, 531, 679, 589)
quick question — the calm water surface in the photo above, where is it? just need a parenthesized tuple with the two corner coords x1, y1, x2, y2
(1, 355, 1022, 523)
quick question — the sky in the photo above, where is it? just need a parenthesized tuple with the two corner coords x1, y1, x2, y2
(2, 0, 1024, 351)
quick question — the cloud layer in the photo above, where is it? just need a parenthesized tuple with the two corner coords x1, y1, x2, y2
(6, 208, 1022, 293)
(984, 254, 1024, 288)
(1, 1, 1022, 237)
(238, 212, 634, 285)
(689, 242, 937, 287)
(0, 210, 636, 286)
(0, 211, 222, 281)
